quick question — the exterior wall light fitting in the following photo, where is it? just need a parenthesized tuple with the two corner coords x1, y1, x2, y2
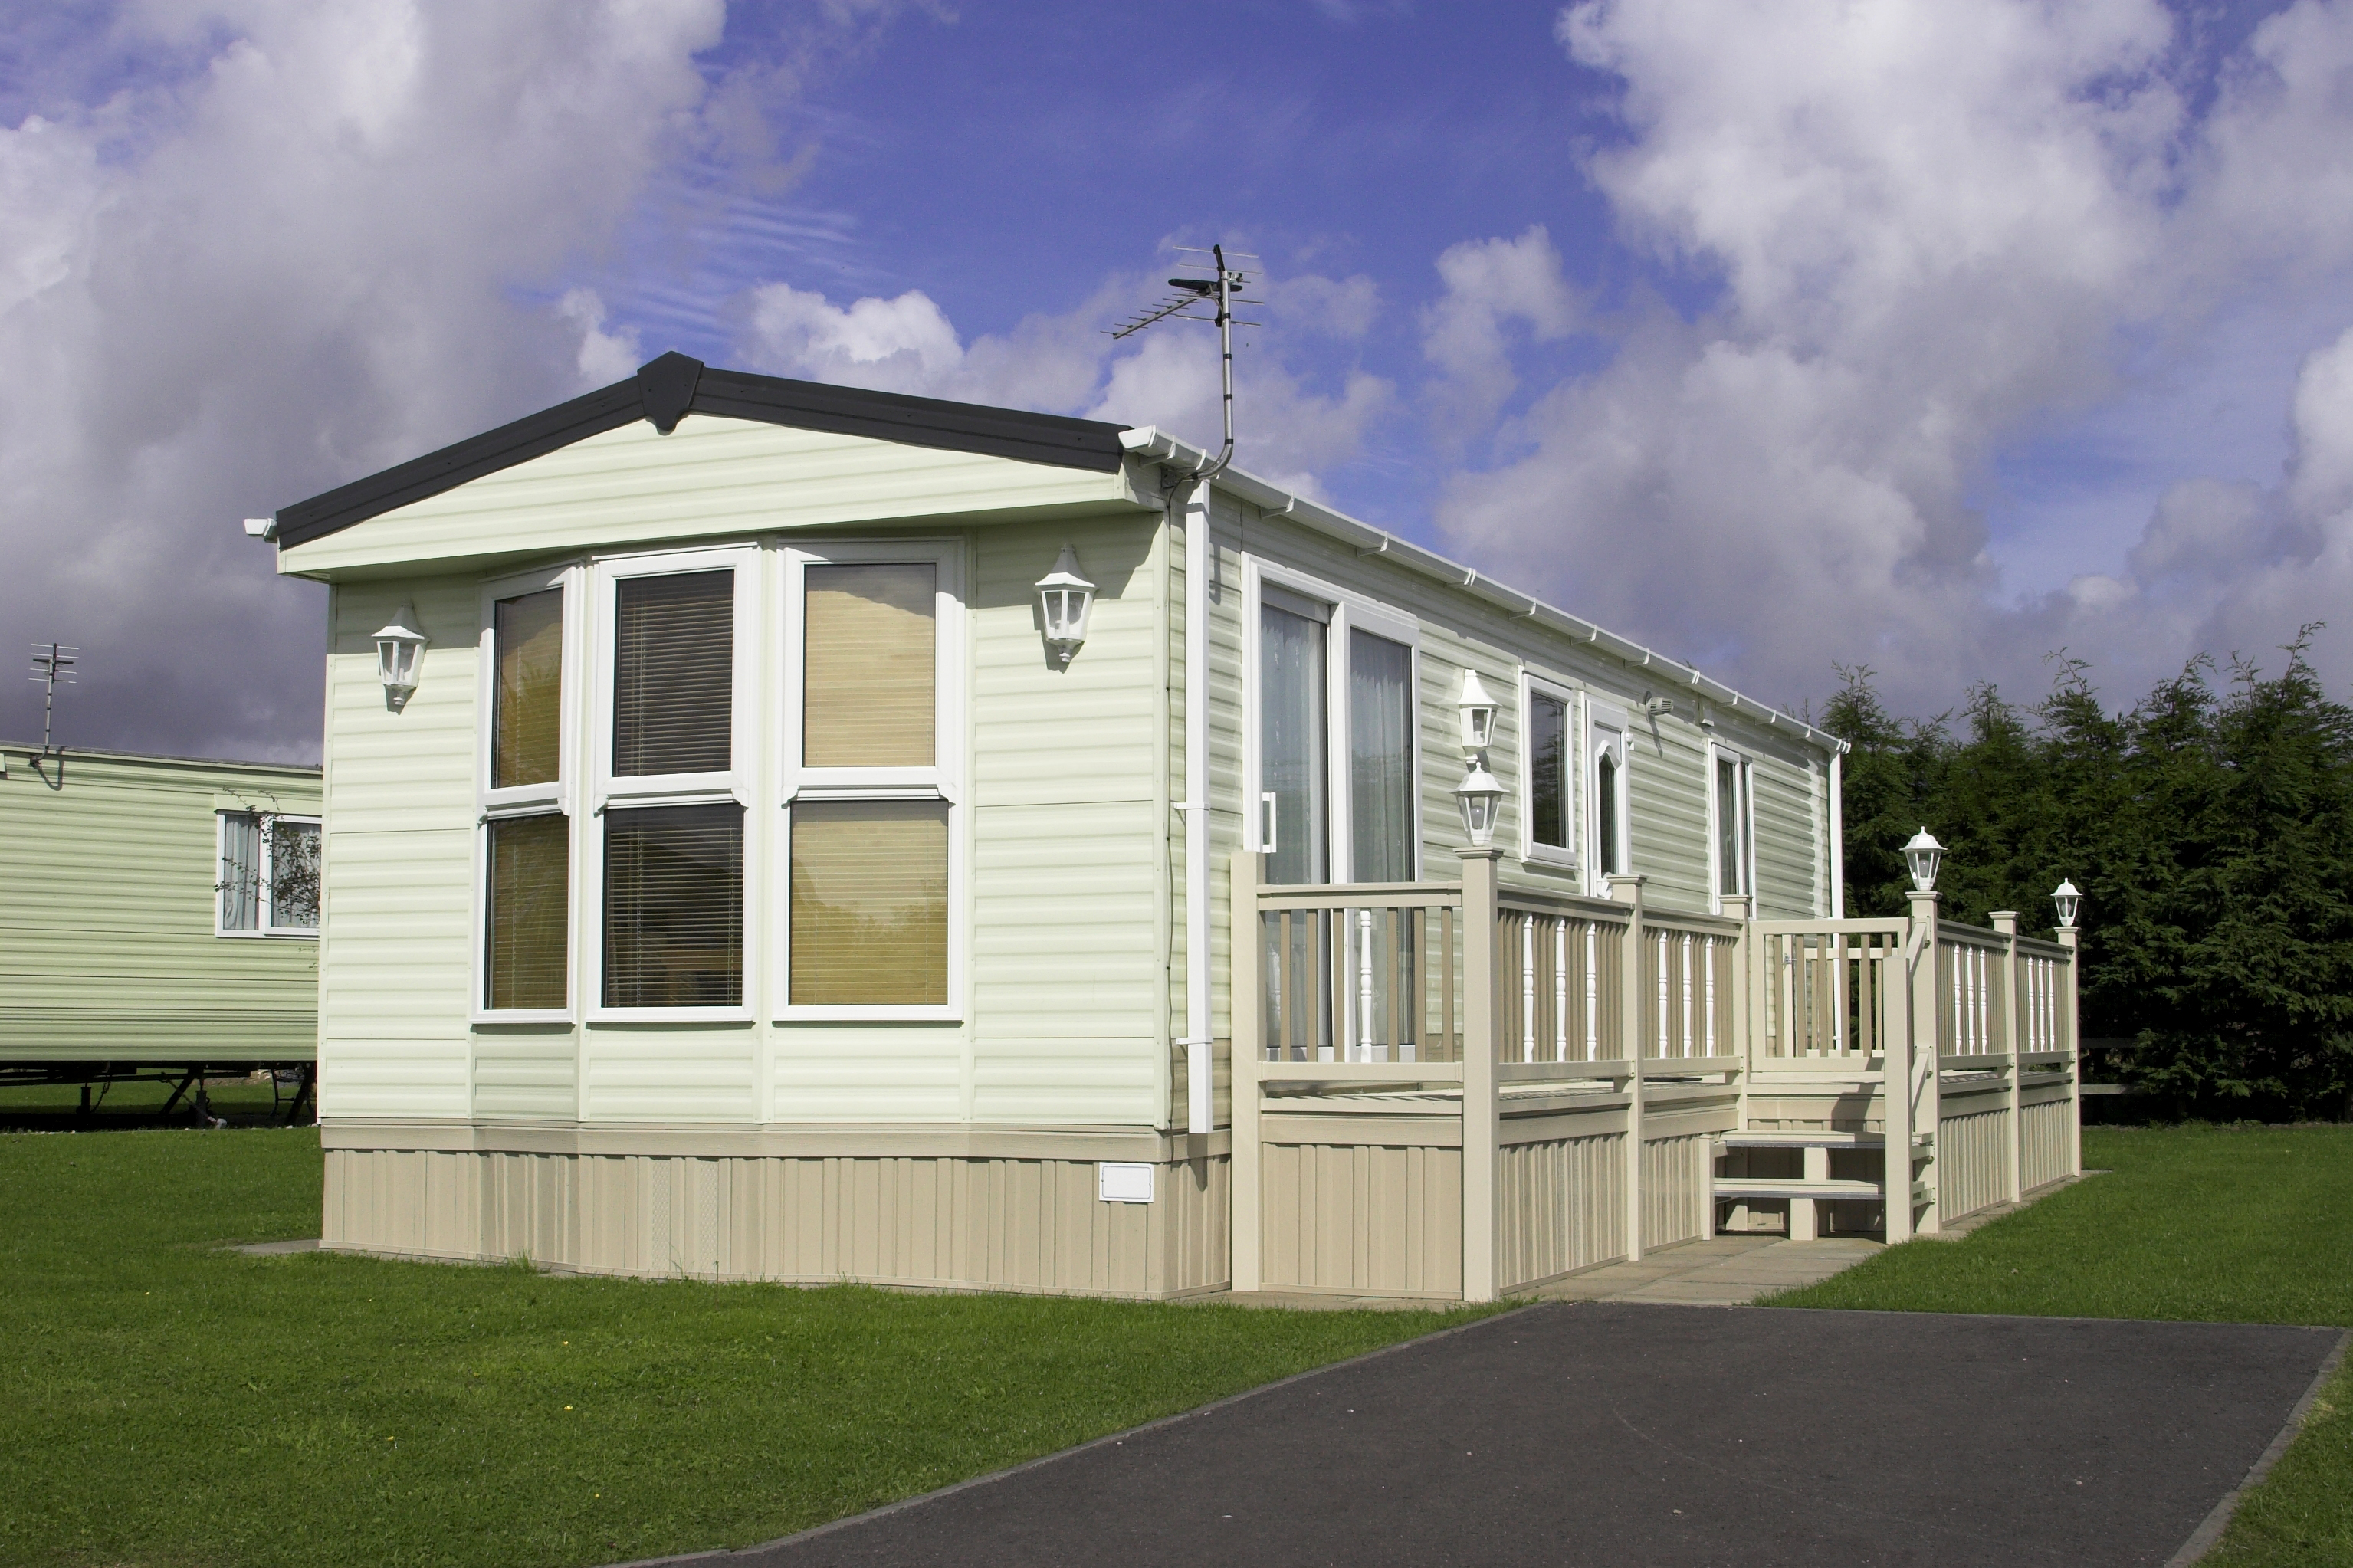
(373, 602, 428, 713)
(1903, 826, 1944, 894)
(1455, 757, 1505, 847)
(1458, 669, 1498, 751)
(2053, 878, 2081, 930)
(1035, 546, 1096, 667)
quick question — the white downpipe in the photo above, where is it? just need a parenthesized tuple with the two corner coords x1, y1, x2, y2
(1182, 479, 1213, 1136)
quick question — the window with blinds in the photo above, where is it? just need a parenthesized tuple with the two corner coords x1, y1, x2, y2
(494, 587, 563, 787)
(1529, 692, 1570, 852)
(487, 813, 567, 1009)
(804, 563, 935, 767)
(613, 570, 733, 776)
(602, 803, 743, 1009)
(789, 800, 948, 1005)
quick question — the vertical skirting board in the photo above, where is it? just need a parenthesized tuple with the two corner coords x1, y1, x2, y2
(1937, 1106, 2012, 1225)
(323, 1146, 1230, 1300)
(1257, 1140, 1463, 1298)
(2020, 1094, 2073, 1192)
(1496, 1132, 1625, 1292)
(1640, 1130, 1714, 1252)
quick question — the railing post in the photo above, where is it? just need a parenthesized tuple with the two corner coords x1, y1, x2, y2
(1990, 911, 2023, 1205)
(1457, 848, 1501, 1303)
(1229, 852, 1262, 1293)
(1610, 873, 1647, 1261)
(1902, 890, 1941, 1238)
(2058, 926, 2082, 1178)
(1721, 894, 1752, 1133)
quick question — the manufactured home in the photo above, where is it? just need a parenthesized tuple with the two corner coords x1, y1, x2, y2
(258, 353, 2080, 1301)
(0, 744, 320, 1107)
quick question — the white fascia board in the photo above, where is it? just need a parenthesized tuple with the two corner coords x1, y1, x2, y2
(1118, 427, 1849, 756)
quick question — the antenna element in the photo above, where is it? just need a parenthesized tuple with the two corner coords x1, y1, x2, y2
(1107, 243, 1259, 484)
(29, 642, 77, 756)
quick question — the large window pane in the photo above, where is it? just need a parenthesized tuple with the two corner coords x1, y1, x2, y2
(804, 563, 936, 768)
(1348, 630, 1414, 882)
(268, 819, 321, 931)
(1259, 602, 1327, 886)
(219, 813, 260, 930)
(487, 814, 567, 1009)
(613, 571, 732, 776)
(602, 804, 743, 1007)
(1597, 753, 1621, 877)
(1530, 695, 1568, 851)
(790, 800, 949, 1005)
(494, 588, 564, 788)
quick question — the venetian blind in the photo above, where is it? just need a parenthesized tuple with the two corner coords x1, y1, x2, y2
(487, 813, 567, 1009)
(613, 572, 733, 776)
(602, 804, 743, 1008)
(494, 588, 563, 788)
(789, 801, 948, 1005)
(803, 564, 935, 767)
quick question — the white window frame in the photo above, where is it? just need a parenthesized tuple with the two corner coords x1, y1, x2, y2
(214, 809, 322, 938)
(1587, 699, 1630, 896)
(1708, 738, 1757, 914)
(471, 561, 583, 1023)
(1239, 557, 1422, 883)
(586, 543, 763, 1023)
(774, 538, 966, 1022)
(1519, 670, 1580, 874)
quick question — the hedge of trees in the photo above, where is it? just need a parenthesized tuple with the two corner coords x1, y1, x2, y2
(1820, 630, 2353, 1120)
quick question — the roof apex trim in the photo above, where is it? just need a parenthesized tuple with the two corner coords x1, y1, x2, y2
(271, 355, 1130, 550)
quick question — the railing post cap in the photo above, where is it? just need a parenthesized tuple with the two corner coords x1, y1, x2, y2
(1904, 889, 1941, 909)
(1454, 846, 1505, 863)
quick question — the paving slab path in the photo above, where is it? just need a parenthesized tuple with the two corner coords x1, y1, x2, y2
(642, 1303, 2343, 1568)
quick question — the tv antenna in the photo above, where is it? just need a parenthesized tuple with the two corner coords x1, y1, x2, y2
(1108, 243, 1259, 484)
(29, 641, 76, 755)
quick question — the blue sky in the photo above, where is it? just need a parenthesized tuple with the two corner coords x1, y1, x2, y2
(3, 0, 2351, 756)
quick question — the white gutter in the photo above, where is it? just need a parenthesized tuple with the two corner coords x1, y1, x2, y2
(1117, 427, 1848, 756)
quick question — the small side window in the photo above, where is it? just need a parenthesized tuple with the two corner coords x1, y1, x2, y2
(218, 810, 319, 936)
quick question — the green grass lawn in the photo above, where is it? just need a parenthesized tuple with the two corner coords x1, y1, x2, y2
(1772, 1124, 2353, 1566)
(0, 1128, 1479, 1568)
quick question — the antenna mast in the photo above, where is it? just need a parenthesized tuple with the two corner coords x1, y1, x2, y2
(1107, 243, 1259, 484)
(30, 642, 76, 755)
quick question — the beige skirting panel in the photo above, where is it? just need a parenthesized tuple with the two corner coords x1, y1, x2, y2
(1937, 1107, 2011, 1225)
(323, 1146, 1230, 1300)
(1641, 1131, 1715, 1251)
(2020, 1094, 2074, 1192)
(1258, 1140, 1463, 1298)
(1495, 1131, 1625, 1293)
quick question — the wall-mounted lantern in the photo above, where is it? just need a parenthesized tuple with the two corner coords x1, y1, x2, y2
(1035, 546, 1096, 667)
(1458, 670, 1498, 752)
(1455, 757, 1505, 848)
(373, 602, 428, 713)
(2053, 878, 2081, 930)
(1903, 826, 1944, 894)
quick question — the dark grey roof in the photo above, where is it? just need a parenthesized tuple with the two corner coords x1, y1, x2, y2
(272, 353, 1131, 549)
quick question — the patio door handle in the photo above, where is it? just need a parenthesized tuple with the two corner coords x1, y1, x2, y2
(1261, 792, 1278, 853)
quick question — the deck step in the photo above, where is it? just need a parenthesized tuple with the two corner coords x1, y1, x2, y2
(1720, 1130, 1882, 1149)
(1713, 1178, 1885, 1201)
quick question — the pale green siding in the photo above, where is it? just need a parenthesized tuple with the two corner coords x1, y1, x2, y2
(0, 746, 319, 1062)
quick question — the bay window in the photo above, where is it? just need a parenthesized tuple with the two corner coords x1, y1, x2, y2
(478, 573, 572, 1013)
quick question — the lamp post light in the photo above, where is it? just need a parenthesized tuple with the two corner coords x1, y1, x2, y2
(1903, 826, 1944, 894)
(2053, 878, 2081, 930)
(1455, 756, 1505, 848)
(372, 602, 428, 713)
(1035, 546, 1096, 667)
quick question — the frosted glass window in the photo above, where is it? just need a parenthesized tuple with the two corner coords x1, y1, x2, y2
(1259, 599, 1328, 886)
(612, 571, 732, 776)
(1348, 630, 1414, 882)
(804, 564, 935, 768)
(493, 588, 563, 789)
(1530, 694, 1570, 851)
(602, 803, 743, 1008)
(789, 801, 949, 1005)
(487, 814, 567, 1009)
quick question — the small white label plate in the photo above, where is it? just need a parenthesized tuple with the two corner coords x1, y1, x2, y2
(1098, 1162, 1154, 1203)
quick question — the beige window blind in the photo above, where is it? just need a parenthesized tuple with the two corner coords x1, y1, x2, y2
(487, 814, 568, 1009)
(602, 804, 743, 1008)
(494, 588, 563, 788)
(789, 800, 948, 1005)
(804, 563, 934, 767)
(614, 571, 732, 776)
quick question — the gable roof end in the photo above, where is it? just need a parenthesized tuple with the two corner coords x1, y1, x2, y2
(270, 353, 1130, 550)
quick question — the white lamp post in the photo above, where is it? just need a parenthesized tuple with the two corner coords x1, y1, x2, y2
(372, 602, 428, 713)
(1035, 546, 1096, 667)
(1458, 669, 1498, 752)
(2053, 878, 2081, 930)
(1903, 826, 1944, 894)
(1455, 757, 1505, 847)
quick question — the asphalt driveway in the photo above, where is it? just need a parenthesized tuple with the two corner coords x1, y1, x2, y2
(647, 1301, 2342, 1568)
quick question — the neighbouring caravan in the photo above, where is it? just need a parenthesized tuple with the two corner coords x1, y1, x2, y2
(259, 353, 2079, 1301)
(0, 744, 320, 1111)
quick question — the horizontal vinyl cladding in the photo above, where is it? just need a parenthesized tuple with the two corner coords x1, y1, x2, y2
(318, 508, 1173, 1132)
(0, 749, 320, 1061)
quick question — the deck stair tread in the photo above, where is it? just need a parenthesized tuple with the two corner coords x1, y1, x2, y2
(1713, 1177, 1886, 1200)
